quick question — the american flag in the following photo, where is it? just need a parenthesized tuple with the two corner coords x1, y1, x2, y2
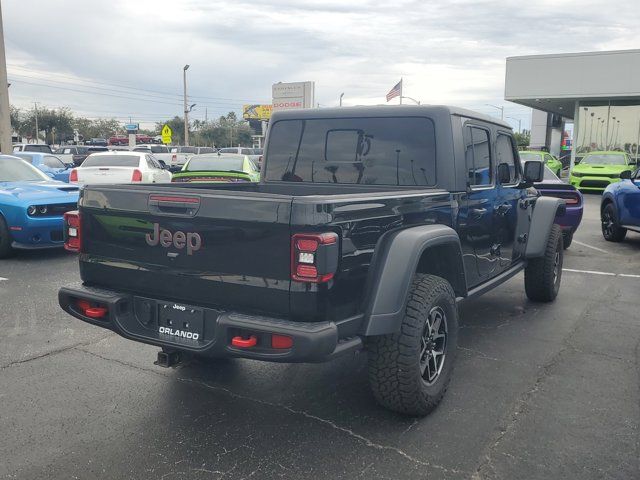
(386, 79, 402, 102)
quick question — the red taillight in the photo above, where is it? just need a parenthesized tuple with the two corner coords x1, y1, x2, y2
(172, 154, 177, 163)
(291, 232, 338, 283)
(64, 210, 81, 252)
(271, 334, 293, 349)
(541, 191, 581, 206)
(131, 169, 143, 182)
(69, 168, 78, 182)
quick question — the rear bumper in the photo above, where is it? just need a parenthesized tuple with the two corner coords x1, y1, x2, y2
(58, 283, 360, 363)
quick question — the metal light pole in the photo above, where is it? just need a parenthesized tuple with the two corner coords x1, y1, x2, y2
(339, 92, 344, 106)
(588, 112, 595, 149)
(0, 2, 11, 153)
(34, 101, 39, 143)
(507, 116, 522, 133)
(486, 104, 504, 120)
(183, 64, 190, 146)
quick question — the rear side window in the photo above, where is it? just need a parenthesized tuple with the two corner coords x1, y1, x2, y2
(43, 155, 65, 168)
(82, 155, 141, 167)
(265, 117, 436, 186)
(464, 126, 492, 187)
(496, 134, 518, 184)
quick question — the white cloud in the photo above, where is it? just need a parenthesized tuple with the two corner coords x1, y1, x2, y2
(3, 0, 639, 130)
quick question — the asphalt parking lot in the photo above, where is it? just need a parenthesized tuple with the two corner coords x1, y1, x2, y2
(1, 193, 639, 480)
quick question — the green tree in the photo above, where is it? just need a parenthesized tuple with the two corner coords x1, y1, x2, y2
(514, 129, 530, 148)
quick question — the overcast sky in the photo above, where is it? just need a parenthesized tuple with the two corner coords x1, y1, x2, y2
(4, 0, 639, 130)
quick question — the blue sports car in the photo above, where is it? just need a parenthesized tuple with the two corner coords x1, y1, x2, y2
(601, 168, 640, 242)
(0, 155, 79, 257)
(13, 152, 73, 182)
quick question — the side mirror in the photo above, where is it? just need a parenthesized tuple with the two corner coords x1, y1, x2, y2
(620, 170, 632, 180)
(523, 160, 544, 183)
(497, 163, 511, 184)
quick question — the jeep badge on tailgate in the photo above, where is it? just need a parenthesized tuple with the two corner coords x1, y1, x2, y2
(145, 223, 202, 255)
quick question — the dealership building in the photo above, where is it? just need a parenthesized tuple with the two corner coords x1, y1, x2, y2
(505, 49, 640, 168)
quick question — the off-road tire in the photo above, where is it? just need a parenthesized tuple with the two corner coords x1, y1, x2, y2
(525, 224, 563, 302)
(562, 231, 573, 249)
(366, 274, 458, 416)
(601, 203, 626, 242)
(0, 215, 13, 259)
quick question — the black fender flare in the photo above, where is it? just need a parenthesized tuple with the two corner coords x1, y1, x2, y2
(361, 224, 466, 336)
(525, 196, 564, 258)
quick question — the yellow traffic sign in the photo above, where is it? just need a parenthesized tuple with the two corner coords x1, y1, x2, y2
(161, 124, 172, 144)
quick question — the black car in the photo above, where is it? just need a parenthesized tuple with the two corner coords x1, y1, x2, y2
(59, 106, 563, 416)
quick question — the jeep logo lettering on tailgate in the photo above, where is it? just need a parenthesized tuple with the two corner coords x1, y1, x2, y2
(145, 223, 202, 255)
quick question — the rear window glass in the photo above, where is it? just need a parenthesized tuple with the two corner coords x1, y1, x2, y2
(82, 155, 140, 167)
(186, 155, 244, 172)
(218, 148, 238, 154)
(265, 117, 436, 185)
(178, 147, 197, 154)
(198, 147, 215, 154)
(24, 145, 52, 153)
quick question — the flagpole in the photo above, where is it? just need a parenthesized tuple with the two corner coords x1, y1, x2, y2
(399, 78, 403, 105)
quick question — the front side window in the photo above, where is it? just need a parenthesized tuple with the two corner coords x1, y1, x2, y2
(496, 134, 518, 184)
(464, 126, 492, 187)
(265, 117, 436, 186)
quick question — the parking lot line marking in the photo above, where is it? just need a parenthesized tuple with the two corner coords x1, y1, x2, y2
(563, 268, 615, 276)
(0, 277, 7, 281)
(572, 240, 610, 254)
(619, 273, 640, 279)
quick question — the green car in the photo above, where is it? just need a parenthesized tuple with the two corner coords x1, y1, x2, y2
(569, 151, 636, 192)
(519, 151, 563, 177)
(171, 154, 260, 183)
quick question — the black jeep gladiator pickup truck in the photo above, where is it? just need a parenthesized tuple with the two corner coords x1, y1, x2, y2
(59, 106, 564, 416)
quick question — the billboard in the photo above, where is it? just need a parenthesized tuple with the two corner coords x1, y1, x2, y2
(243, 104, 272, 120)
(272, 81, 315, 111)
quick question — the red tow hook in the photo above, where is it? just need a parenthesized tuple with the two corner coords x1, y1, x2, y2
(231, 335, 258, 348)
(85, 307, 108, 319)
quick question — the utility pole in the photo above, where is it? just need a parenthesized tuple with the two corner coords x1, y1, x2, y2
(183, 64, 190, 146)
(339, 92, 344, 106)
(507, 116, 522, 133)
(486, 104, 504, 120)
(0, 3, 11, 154)
(34, 101, 39, 143)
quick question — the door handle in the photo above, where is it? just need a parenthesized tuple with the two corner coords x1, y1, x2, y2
(470, 208, 487, 219)
(495, 203, 512, 215)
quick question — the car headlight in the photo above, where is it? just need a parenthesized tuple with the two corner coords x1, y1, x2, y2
(38, 206, 48, 214)
(27, 205, 37, 216)
(571, 172, 582, 178)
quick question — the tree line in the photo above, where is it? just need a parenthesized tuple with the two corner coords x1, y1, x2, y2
(10, 106, 254, 147)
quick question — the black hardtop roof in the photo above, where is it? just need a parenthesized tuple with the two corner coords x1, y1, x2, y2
(270, 105, 512, 130)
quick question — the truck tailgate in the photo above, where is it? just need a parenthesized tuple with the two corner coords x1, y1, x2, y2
(79, 186, 292, 317)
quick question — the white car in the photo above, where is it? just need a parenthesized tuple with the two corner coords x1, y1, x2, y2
(69, 151, 172, 185)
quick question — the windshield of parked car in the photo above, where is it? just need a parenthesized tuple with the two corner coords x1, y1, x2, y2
(519, 152, 542, 162)
(185, 155, 245, 172)
(43, 155, 67, 168)
(265, 117, 437, 185)
(81, 155, 141, 167)
(581, 154, 627, 165)
(24, 145, 52, 153)
(0, 157, 50, 181)
(543, 165, 558, 180)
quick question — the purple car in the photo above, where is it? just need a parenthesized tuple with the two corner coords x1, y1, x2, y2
(533, 165, 583, 249)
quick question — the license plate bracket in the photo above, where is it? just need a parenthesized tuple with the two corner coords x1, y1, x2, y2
(157, 302, 204, 342)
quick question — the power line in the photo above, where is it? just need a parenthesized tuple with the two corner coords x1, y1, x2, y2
(7, 64, 267, 103)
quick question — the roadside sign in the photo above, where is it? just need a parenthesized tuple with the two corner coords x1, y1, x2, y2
(161, 124, 172, 144)
(243, 104, 272, 120)
(124, 123, 139, 132)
